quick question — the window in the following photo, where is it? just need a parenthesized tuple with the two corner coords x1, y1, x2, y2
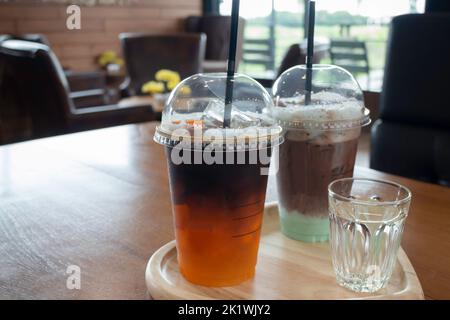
(221, 0, 304, 78)
(220, 0, 425, 91)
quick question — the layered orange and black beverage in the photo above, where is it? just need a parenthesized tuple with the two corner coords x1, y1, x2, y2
(154, 73, 282, 286)
(165, 146, 272, 286)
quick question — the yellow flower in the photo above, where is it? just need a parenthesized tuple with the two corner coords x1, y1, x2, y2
(102, 50, 116, 59)
(98, 51, 121, 67)
(179, 85, 192, 95)
(98, 56, 110, 67)
(111, 57, 124, 66)
(167, 80, 178, 91)
(142, 81, 165, 94)
(155, 69, 181, 85)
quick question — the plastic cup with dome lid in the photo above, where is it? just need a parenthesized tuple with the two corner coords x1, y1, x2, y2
(271, 64, 370, 243)
(154, 73, 282, 152)
(154, 72, 282, 287)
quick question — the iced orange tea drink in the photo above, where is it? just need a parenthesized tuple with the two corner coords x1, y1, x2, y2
(166, 147, 271, 286)
(154, 73, 281, 286)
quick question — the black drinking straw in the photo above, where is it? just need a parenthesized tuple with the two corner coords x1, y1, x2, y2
(305, 0, 315, 105)
(223, 0, 240, 128)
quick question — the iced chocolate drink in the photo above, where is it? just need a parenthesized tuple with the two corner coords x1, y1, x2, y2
(272, 65, 370, 242)
(154, 73, 282, 286)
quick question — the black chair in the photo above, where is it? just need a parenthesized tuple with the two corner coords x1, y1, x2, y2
(330, 39, 370, 77)
(0, 35, 11, 43)
(426, 0, 450, 12)
(277, 44, 305, 78)
(20, 33, 51, 46)
(253, 40, 329, 88)
(120, 33, 206, 96)
(185, 15, 245, 72)
(370, 14, 450, 186)
(0, 40, 154, 145)
(0, 33, 50, 46)
(277, 40, 330, 78)
(0, 33, 110, 108)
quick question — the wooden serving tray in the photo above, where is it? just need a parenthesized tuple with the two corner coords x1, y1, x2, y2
(145, 203, 424, 299)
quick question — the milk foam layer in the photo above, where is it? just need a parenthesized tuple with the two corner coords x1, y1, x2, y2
(273, 91, 366, 123)
(273, 91, 366, 143)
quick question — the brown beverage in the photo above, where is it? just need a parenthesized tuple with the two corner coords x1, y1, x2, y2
(276, 127, 361, 242)
(271, 65, 370, 242)
(165, 146, 271, 287)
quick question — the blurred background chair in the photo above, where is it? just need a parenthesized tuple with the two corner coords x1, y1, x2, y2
(65, 70, 110, 108)
(185, 15, 245, 73)
(277, 39, 330, 78)
(0, 40, 155, 145)
(120, 33, 206, 97)
(0, 33, 50, 46)
(329, 40, 370, 78)
(370, 13, 450, 186)
(426, 0, 450, 12)
(276, 44, 305, 78)
(329, 39, 379, 91)
(0, 33, 110, 109)
(19, 33, 51, 46)
(254, 39, 329, 88)
(0, 34, 12, 43)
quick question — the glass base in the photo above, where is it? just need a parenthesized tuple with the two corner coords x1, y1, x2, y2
(335, 273, 386, 293)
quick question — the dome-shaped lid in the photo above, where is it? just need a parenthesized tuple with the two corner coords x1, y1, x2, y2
(271, 64, 370, 130)
(154, 73, 282, 149)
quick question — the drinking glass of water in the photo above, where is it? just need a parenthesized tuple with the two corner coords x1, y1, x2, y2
(328, 178, 412, 293)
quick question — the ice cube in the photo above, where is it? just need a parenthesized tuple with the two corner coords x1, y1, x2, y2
(201, 99, 224, 127)
(201, 99, 260, 129)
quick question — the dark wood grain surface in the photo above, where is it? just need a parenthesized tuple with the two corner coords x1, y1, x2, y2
(0, 122, 449, 299)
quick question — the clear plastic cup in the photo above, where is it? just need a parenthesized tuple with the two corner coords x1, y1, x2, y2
(271, 65, 370, 242)
(154, 73, 282, 286)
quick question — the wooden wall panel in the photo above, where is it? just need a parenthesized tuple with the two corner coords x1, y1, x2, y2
(0, 1, 202, 71)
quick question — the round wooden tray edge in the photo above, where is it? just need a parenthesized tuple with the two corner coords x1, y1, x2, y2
(394, 249, 425, 300)
(145, 241, 215, 300)
(145, 241, 173, 300)
(145, 202, 424, 300)
(263, 202, 424, 300)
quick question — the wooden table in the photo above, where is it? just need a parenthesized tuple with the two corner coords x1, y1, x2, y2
(0, 122, 449, 300)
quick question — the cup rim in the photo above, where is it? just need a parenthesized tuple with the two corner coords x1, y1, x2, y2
(274, 112, 371, 131)
(154, 125, 284, 150)
(328, 177, 412, 206)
